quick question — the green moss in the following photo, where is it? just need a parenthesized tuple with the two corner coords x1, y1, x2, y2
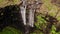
(35, 15, 46, 29)
(57, 17, 60, 20)
(0, 26, 22, 34)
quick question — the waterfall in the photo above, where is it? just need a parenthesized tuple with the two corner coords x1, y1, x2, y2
(20, 6, 26, 25)
(28, 9, 35, 27)
(20, 0, 27, 25)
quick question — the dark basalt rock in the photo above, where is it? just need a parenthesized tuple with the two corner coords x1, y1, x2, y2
(0, 5, 24, 32)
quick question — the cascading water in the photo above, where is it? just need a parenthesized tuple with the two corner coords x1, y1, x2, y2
(28, 8, 35, 27)
(20, 0, 26, 25)
(20, 6, 26, 25)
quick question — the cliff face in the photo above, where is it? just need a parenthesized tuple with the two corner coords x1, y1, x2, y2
(0, 0, 60, 34)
